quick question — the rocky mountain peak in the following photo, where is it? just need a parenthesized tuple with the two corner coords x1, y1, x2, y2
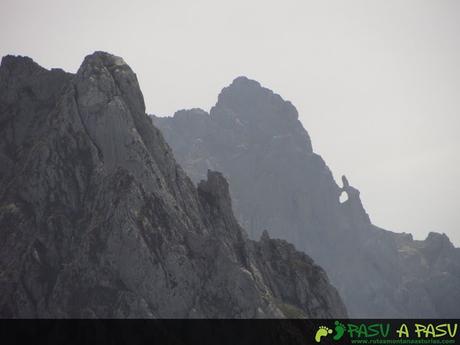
(198, 170, 232, 214)
(425, 232, 453, 246)
(71, 51, 179, 195)
(76, 51, 145, 115)
(422, 232, 455, 262)
(1, 55, 43, 75)
(82, 51, 128, 67)
(340, 175, 371, 225)
(212, 76, 299, 123)
(0, 55, 71, 106)
(260, 229, 271, 242)
(174, 108, 209, 120)
(0, 52, 347, 318)
(227, 75, 263, 89)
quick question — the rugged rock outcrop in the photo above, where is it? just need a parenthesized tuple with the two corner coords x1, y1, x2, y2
(0, 53, 347, 318)
(154, 76, 460, 318)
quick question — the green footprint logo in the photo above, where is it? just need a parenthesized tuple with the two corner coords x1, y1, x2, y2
(315, 326, 333, 343)
(333, 321, 346, 341)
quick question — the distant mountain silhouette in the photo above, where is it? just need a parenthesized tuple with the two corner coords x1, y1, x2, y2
(154, 76, 460, 318)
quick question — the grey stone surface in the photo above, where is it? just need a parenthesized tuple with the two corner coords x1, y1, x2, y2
(154, 76, 460, 318)
(0, 53, 347, 318)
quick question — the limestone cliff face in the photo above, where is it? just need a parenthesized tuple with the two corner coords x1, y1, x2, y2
(154, 76, 460, 318)
(0, 53, 347, 318)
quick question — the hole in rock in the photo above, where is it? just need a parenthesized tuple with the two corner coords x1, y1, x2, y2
(339, 191, 348, 204)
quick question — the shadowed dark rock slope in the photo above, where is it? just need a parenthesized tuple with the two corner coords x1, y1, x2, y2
(154, 76, 460, 318)
(0, 53, 347, 318)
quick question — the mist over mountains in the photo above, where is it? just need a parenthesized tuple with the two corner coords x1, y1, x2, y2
(154, 76, 460, 318)
(0, 53, 346, 318)
(0, 51, 458, 319)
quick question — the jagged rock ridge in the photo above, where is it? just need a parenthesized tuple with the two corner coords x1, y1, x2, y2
(154, 76, 460, 318)
(0, 53, 347, 318)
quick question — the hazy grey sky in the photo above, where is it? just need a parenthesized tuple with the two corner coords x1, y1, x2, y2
(1, 0, 459, 245)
